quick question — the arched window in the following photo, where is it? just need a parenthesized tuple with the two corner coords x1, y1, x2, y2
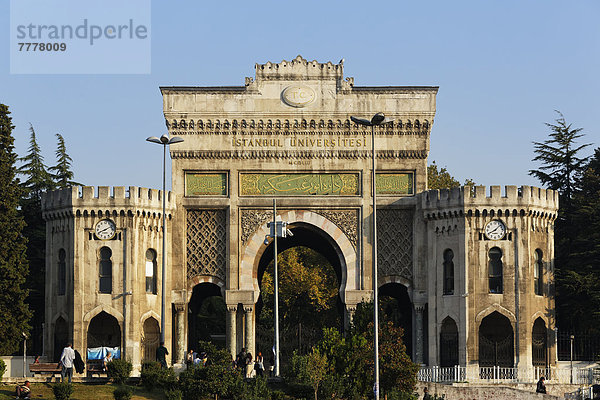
(145, 249, 157, 294)
(58, 248, 66, 296)
(443, 249, 454, 295)
(534, 249, 543, 296)
(99, 247, 112, 294)
(488, 247, 503, 294)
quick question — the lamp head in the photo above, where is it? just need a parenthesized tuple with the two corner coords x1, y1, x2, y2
(371, 112, 385, 125)
(160, 134, 170, 144)
(146, 136, 162, 144)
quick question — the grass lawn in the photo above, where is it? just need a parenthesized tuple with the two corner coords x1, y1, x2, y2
(0, 383, 166, 400)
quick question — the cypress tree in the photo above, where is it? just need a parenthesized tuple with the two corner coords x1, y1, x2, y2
(49, 133, 80, 188)
(17, 124, 54, 355)
(0, 104, 31, 354)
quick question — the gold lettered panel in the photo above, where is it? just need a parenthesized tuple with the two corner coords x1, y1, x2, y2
(240, 173, 360, 196)
(185, 172, 228, 196)
(376, 172, 414, 195)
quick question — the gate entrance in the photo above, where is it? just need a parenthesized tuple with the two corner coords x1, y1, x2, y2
(479, 311, 514, 367)
(255, 223, 343, 366)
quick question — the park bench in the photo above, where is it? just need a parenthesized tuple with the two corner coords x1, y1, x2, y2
(29, 362, 61, 377)
(86, 359, 106, 377)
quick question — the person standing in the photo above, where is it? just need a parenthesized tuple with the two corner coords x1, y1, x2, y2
(103, 351, 113, 371)
(536, 376, 547, 394)
(254, 352, 264, 377)
(156, 341, 169, 368)
(60, 343, 76, 383)
(245, 353, 253, 378)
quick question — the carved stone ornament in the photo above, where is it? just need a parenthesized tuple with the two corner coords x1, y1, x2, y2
(240, 209, 358, 250)
(377, 209, 413, 281)
(186, 209, 227, 281)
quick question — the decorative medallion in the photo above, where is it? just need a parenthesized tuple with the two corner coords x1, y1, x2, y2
(281, 85, 316, 108)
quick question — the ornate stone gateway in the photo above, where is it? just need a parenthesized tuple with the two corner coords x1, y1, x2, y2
(41, 56, 559, 374)
(162, 56, 436, 361)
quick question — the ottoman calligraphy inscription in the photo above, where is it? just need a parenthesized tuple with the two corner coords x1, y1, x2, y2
(375, 173, 414, 195)
(185, 173, 228, 196)
(240, 173, 360, 196)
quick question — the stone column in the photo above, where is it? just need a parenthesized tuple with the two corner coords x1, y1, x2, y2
(226, 305, 238, 358)
(174, 303, 186, 364)
(244, 305, 254, 356)
(344, 304, 357, 330)
(414, 303, 426, 365)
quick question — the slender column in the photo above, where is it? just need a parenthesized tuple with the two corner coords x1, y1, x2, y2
(244, 305, 254, 356)
(174, 303, 186, 364)
(227, 305, 238, 358)
(415, 304, 426, 365)
(345, 304, 357, 331)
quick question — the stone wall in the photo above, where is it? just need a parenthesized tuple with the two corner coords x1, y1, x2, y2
(417, 382, 588, 400)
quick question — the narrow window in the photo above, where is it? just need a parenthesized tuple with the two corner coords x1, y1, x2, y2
(488, 247, 503, 294)
(145, 249, 157, 294)
(58, 248, 66, 296)
(534, 249, 543, 296)
(99, 247, 112, 294)
(443, 249, 454, 295)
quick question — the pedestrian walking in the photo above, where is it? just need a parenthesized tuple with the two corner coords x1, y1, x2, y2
(156, 341, 169, 368)
(536, 376, 547, 394)
(254, 352, 264, 377)
(60, 343, 76, 383)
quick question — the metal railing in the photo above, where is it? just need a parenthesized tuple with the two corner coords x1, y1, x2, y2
(418, 365, 597, 384)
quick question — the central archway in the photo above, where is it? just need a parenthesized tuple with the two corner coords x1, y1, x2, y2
(254, 220, 348, 368)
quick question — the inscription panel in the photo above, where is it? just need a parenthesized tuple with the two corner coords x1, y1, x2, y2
(185, 173, 228, 196)
(376, 172, 414, 195)
(240, 173, 360, 196)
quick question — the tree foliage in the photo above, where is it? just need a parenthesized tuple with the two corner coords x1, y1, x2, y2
(529, 112, 598, 333)
(49, 133, 80, 188)
(0, 103, 31, 354)
(259, 246, 340, 358)
(427, 161, 475, 190)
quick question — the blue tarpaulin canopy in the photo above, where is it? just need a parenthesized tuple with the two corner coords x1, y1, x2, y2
(87, 346, 120, 360)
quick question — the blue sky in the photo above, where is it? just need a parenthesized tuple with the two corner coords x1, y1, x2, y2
(1, 1, 598, 190)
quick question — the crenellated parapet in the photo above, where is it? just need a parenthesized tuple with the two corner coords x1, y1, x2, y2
(254, 55, 344, 81)
(421, 185, 559, 221)
(41, 186, 176, 221)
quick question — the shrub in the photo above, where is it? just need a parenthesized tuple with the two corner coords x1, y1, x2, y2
(106, 359, 132, 385)
(245, 376, 271, 400)
(178, 341, 243, 400)
(165, 388, 183, 400)
(0, 359, 6, 379)
(141, 361, 177, 391)
(112, 385, 132, 400)
(52, 382, 74, 400)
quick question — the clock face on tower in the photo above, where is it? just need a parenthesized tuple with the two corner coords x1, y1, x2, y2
(95, 219, 116, 240)
(484, 220, 506, 240)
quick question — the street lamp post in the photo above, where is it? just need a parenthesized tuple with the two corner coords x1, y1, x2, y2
(146, 133, 184, 344)
(570, 334, 575, 384)
(264, 199, 292, 378)
(350, 113, 390, 400)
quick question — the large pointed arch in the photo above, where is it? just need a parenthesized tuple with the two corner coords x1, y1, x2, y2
(240, 210, 357, 296)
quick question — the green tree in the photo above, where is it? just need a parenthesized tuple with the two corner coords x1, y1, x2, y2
(18, 124, 54, 198)
(259, 246, 339, 359)
(49, 133, 80, 188)
(529, 111, 590, 204)
(17, 124, 54, 355)
(427, 161, 475, 189)
(0, 104, 31, 354)
(556, 148, 600, 332)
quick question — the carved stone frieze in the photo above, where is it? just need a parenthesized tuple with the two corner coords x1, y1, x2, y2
(186, 209, 226, 281)
(377, 209, 413, 281)
(240, 209, 273, 245)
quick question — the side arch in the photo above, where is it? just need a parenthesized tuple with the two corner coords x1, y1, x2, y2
(187, 275, 225, 302)
(241, 210, 357, 294)
(83, 304, 124, 323)
(475, 304, 516, 325)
